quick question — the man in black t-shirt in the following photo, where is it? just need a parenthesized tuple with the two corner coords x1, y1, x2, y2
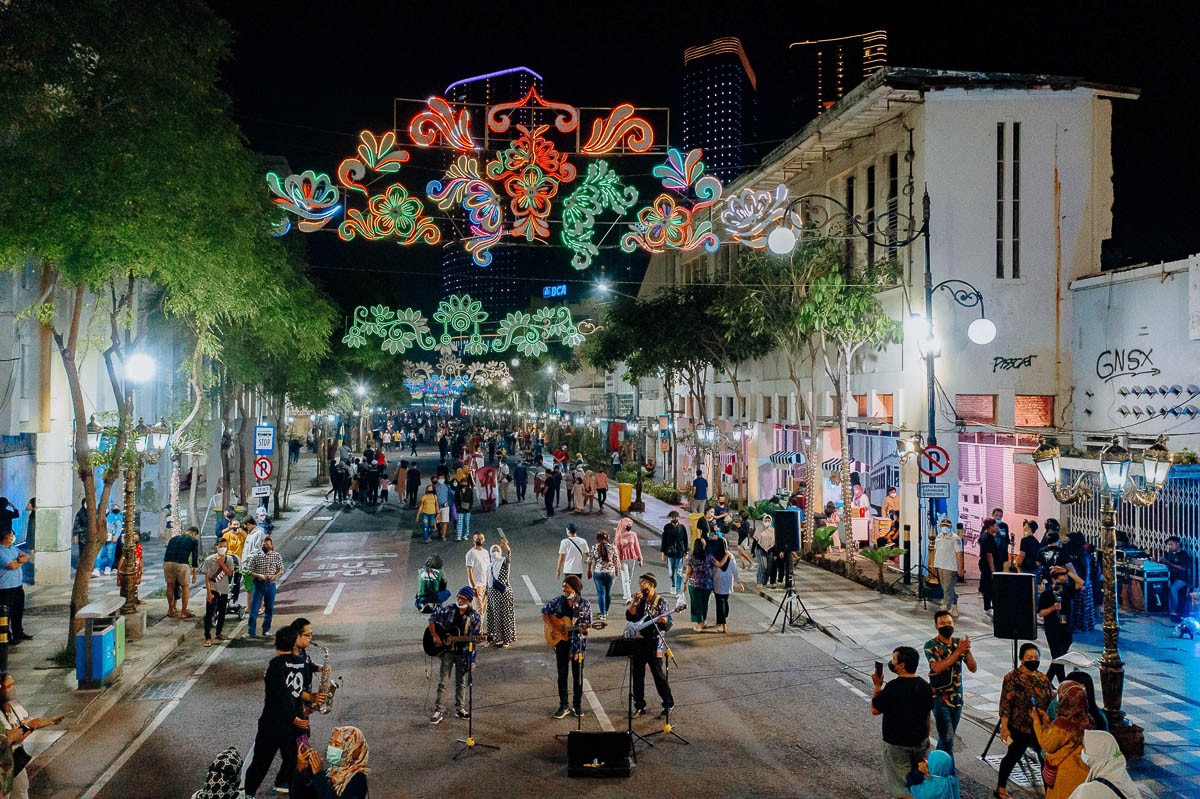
(871, 646, 932, 799)
(1017, 520, 1041, 574)
(244, 627, 327, 796)
(1038, 566, 1079, 685)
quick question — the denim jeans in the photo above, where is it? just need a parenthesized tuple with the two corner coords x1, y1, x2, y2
(248, 581, 277, 636)
(97, 541, 117, 572)
(666, 556, 685, 594)
(456, 512, 471, 540)
(932, 696, 962, 755)
(420, 513, 436, 541)
(1170, 578, 1192, 619)
(938, 567, 959, 610)
(594, 572, 614, 616)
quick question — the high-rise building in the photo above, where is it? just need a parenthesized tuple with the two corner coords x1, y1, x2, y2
(440, 67, 543, 317)
(789, 31, 887, 127)
(681, 36, 758, 185)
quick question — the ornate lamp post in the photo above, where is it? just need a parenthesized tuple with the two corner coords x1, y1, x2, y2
(1032, 435, 1172, 757)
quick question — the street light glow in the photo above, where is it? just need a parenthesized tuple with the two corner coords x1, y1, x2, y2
(767, 226, 797, 255)
(546, 365, 555, 375)
(596, 279, 611, 293)
(967, 317, 997, 345)
(125, 353, 156, 384)
(355, 385, 366, 397)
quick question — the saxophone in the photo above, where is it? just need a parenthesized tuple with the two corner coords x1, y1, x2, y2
(314, 644, 343, 714)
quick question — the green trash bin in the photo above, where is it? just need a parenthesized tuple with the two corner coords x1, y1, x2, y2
(618, 483, 634, 511)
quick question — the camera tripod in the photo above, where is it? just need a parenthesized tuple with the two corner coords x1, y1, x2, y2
(770, 559, 814, 632)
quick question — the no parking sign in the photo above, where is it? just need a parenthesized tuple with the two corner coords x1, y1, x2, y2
(918, 445, 950, 478)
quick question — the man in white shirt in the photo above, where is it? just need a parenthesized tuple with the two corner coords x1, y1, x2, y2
(464, 533, 491, 614)
(497, 459, 511, 505)
(932, 519, 965, 616)
(556, 523, 590, 585)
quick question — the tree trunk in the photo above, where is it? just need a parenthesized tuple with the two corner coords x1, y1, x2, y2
(236, 386, 249, 504)
(170, 330, 207, 532)
(272, 395, 285, 517)
(837, 355, 858, 575)
(727, 368, 746, 509)
(219, 378, 234, 508)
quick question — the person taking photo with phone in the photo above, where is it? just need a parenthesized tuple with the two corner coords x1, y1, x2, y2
(871, 646, 933, 799)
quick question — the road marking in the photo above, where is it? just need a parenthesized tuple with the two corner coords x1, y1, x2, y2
(836, 676, 869, 700)
(583, 678, 614, 731)
(522, 574, 542, 605)
(324, 582, 346, 615)
(314, 516, 334, 521)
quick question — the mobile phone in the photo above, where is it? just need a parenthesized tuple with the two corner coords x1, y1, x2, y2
(498, 528, 507, 540)
(874, 661, 884, 678)
(1030, 697, 1038, 708)
(296, 734, 310, 751)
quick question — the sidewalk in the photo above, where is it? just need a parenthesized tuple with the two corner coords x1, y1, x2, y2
(620, 491, 1200, 798)
(17, 459, 331, 776)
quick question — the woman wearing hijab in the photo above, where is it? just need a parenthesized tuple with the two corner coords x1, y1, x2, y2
(485, 539, 516, 647)
(754, 515, 776, 589)
(1050, 671, 1107, 732)
(908, 749, 960, 799)
(571, 468, 585, 514)
(1067, 730, 1139, 799)
(582, 470, 596, 513)
(1033, 681, 1091, 799)
(588, 530, 620, 623)
(294, 726, 370, 799)
(190, 747, 246, 799)
(613, 518, 643, 605)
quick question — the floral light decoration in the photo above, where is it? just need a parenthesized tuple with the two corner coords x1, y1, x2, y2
(266, 170, 341, 234)
(334, 130, 440, 246)
(342, 294, 589, 357)
(621, 148, 723, 254)
(719, 184, 802, 249)
(403, 346, 512, 399)
(561, 161, 638, 269)
(426, 156, 504, 266)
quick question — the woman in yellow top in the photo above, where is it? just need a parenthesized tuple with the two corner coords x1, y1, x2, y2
(416, 487, 439, 543)
(1032, 680, 1091, 799)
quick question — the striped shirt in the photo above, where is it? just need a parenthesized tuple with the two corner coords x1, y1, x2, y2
(244, 550, 284, 581)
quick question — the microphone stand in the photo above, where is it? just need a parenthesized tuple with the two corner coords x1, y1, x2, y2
(643, 625, 688, 746)
(453, 639, 499, 760)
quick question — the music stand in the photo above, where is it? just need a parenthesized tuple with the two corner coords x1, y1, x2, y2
(606, 636, 655, 762)
(642, 628, 688, 746)
(453, 640, 499, 760)
(770, 558, 814, 632)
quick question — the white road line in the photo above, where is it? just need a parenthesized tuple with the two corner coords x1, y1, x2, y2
(522, 574, 542, 605)
(582, 678, 614, 731)
(324, 582, 346, 615)
(836, 676, 869, 700)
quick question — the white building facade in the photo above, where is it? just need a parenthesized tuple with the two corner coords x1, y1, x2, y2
(616, 68, 1138, 554)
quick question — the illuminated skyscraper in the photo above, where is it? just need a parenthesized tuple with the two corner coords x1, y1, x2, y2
(681, 36, 758, 184)
(440, 67, 543, 316)
(789, 31, 888, 126)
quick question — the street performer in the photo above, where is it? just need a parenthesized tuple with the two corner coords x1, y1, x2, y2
(541, 574, 592, 719)
(427, 586, 481, 725)
(625, 572, 675, 719)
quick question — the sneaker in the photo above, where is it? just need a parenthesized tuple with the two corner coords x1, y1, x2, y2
(950, 607, 960, 618)
(430, 710, 445, 724)
(624, 597, 634, 605)
(273, 787, 289, 794)
(456, 709, 471, 720)
(632, 707, 646, 718)
(657, 707, 672, 719)
(91, 569, 101, 578)
(553, 705, 570, 719)
(570, 707, 583, 717)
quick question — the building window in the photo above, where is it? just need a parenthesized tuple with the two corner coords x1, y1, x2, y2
(738, 396, 746, 418)
(726, 396, 735, 418)
(865, 164, 876, 270)
(763, 395, 773, 420)
(876, 393, 894, 424)
(777, 395, 789, 421)
(853, 394, 868, 417)
(887, 153, 899, 251)
(1014, 395, 1053, 427)
(996, 122, 1021, 279)
(844, 175, 856, 271)
(955, 394, 997, 425)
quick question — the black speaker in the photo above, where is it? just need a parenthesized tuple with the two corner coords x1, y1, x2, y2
(566, 731, 632, 778)
(770, 509, 802, 553)
(992, 572, 1038, 641)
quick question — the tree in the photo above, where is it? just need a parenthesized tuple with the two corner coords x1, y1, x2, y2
(731, 239, 844, 548)
(0, 0, 296, 642)
(799, 263, 903, 571)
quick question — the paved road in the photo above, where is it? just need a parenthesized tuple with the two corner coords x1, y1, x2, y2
(32, 451, 995, 798)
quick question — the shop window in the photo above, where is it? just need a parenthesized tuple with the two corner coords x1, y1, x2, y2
(955, 394, 996, 425)
(1014, 395, 1053, 427)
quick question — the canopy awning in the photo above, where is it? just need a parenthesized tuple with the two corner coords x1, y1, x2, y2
(822, 457, 867, 473)
(770, 451, 805, 466)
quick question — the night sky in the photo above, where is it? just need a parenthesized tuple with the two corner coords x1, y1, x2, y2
(209, 0, 1200, 315)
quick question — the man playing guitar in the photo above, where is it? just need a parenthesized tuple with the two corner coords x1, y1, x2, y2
(427, 586, 483, 725)
(626, 573, 675, 719)
(541, 575, 592, 719)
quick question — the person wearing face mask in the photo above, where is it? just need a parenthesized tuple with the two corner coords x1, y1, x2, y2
(1066, 730, 1138, 799)
(996, 643, 1053, 799)
(428, 588, 482, 724)
(245, 537, 284, 639)
(485, 539, 515, 647)
(294, 725, 370, 799)
(454, 476, 474, 542)
(1040, 566, 1084, 686)
(202, 537, 235, 647)
(924, 609, 976, 757)
(660, 511, 689, 596)
(542, 575, 592, 719)
(871, 646, 933, 799)
(434, 477, 452, 541)
(464, 534, 490, 616)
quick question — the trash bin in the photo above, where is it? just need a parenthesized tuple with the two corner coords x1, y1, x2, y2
(687, 512, 703, 549)
(75, 597, 126, 689)
(617, 483, 634, 512)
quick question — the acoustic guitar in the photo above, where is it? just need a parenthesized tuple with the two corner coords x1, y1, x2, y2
(543, 615, 584, 648)
(422, 626, 487, 657)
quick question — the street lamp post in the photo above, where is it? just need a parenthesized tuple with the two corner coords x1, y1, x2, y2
(1032, 435, 1173, 758)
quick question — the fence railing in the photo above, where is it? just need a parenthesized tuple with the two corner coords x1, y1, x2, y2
(1061, 468, 1199, 584)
